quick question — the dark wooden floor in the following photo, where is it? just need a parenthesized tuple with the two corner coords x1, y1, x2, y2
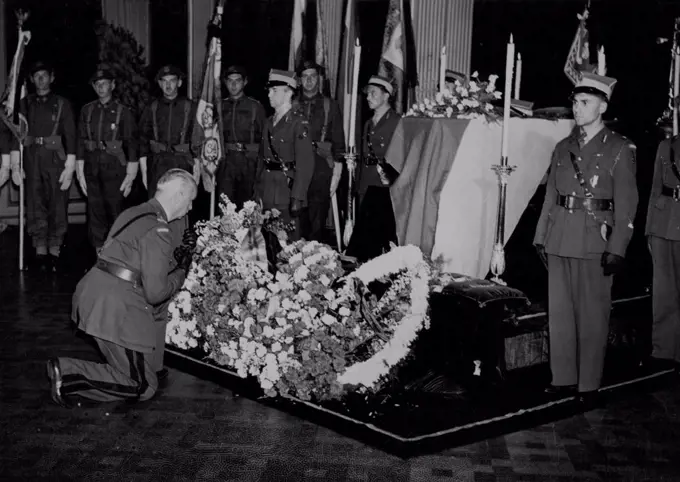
(2, 225, 680, 481)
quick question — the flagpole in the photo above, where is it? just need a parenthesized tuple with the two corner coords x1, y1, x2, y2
(18, 144, 24, 270)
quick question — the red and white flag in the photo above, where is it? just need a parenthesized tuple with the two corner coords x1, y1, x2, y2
(1, 13, 30, 141)
(336, 0, 358, 145)
(288, 0, 308, 71)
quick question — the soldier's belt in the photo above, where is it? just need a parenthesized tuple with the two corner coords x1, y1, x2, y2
(364, 156, 379, 166)
(84, 140, 107, 151)
(225, 142, 258, 153)
(150, 141, 191, 154)
(661, 184, 680, 201)
(96, 258, 141, 286)
(557, 194, 613, 212)
(24, 135, 60, 146)
(264, 159, 295, 171)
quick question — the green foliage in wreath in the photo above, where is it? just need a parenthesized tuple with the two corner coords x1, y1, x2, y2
(94, 20, 150, 118)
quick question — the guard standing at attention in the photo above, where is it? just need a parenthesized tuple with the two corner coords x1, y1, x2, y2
(534, 73, 638, 404)
(75, 67, 138, 253)
(645, 126, 680, 372)
(345, 75, 401, 262)
(139, 65, 197, 197)
(11, 61, 77, 272)
(46, 169, 197, 406)
(255, 69, 315, 241)
(294, 61, 345, 242)
(217, 65, 267, 208)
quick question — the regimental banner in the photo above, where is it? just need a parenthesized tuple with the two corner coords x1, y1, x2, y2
(563, 7, 592, 85)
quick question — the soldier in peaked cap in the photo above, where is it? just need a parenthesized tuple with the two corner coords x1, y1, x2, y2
(345, 74, 400, 262)
(534, 72, 638, 404)
(294, 60, 345, 243)
(255, 69, 315, 241)
(644, 103, 680, 373)
(76, 67, 139, 257)
(8, 60, 77, 272)
(216, 64, 267, 208)
(139, 65, 197, 197)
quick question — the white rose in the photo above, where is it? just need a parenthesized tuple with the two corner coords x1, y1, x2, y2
(206, 325, 215, 336)
(260, 379, 273, 390)
(324, 290, 335, 301)
(271, 342, 282, 352)
(256, 345, 267, 358)
(321, 314, 337, 325)
(339, 306, 351, 317)
(298, 290, 312, 302)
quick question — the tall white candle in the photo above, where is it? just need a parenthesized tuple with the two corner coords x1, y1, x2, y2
(439, 46, 447, 94)
(501, 34, 515, 162)
(348, 38, 361, 150)
(674, 49, 679, 136)
(597, 46, 606, 76)
(514, 53, 522, 99)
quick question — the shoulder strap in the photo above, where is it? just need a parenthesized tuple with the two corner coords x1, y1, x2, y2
(320, 97, 330, 143)
(151, 100, 159, 141)
(86, 103, 95, 141)
(250, 101, 257, 144)
(568, 152, 594, 199)
(111, 104, 123, 141)
(101, 212, 158, 252)
(180, 99, 191, 144)
(50, 98, 63, 137)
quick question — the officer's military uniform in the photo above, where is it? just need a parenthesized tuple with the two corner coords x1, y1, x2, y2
(217, 86, 267, 208)
(256, 111, 315, 241)
(534, 126, 638, 392)
(18, 89, 76, 260)
(646, 135, 680, 363)
(295, 92, 345, 241)
(139, 72, 195, 197)
(77, 87, 137, 250)
(56, 199, 186, 402)
(345, 106, 400, 262)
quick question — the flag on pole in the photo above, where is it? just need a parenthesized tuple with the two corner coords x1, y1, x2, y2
(563, 5, 594, 85)
(378, 0, 418, 114)
(336, 0, 358, 147)
(192, 0, 225, 193)
(314, 0, 331, 95)
(288, 0, 308, 71)
(1, 11, 30, 142)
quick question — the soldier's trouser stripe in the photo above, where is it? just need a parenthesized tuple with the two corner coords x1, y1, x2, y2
(61, 375, 140, 397)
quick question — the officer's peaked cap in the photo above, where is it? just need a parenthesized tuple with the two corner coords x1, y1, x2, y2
(223, 65, 247, 79)
(266, 69, 297, 89)
(90, 67, 115, 83)
(155, 64, 185, 82)
(28, 60, 54, 76)
(364, 75, 394, 95)
(297, 60, 323, 76)
(570, 72, 617, 102)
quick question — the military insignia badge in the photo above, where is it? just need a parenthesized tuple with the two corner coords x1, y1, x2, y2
(590, 174, 599, 188)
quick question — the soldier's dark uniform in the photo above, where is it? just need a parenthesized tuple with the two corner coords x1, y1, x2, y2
(217, 67, 267, 209)
(16, 65, 77, 261)
(255, 73, 315, 241)
(139, 67, 195, 197)
(77, 71, 138, 250)
(345, 79, 400, 262)
(295, 91, 345, 241)
(55, 199, 187, 402)
(0, 119, 11, 155)
(535, 121, 637, 392)
(646, 135, 680, 364)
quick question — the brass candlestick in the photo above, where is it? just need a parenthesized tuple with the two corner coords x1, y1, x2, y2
(489, 158, 516, 285)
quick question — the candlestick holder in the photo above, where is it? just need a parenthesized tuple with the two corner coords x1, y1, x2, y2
(489, 159, 516, 285)
(343, 148, 358, 247)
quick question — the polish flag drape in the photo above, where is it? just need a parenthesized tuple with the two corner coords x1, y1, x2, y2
(378, 0, 418, 114)
(1, 14, 30, 142)
(336, 0, 358, 146)
(288, 0, 330, 94)
(563, 5, 594, 85)
(192, 0, 225, 191)
(288, 0, 308, 71)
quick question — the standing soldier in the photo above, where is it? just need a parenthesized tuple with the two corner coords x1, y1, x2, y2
(139, 65, 197, 197)
(138, 65, 198, 381)
(75, 68, 138, 254)
(9, 61, 77, 272)
(217, 65, 267, 208)
(294, 61, 345, 242)
(644, 128, 680, 372)
(345, 75, 401, 262)
(255, 69, 314, 241)
(534, 73, 638, 404)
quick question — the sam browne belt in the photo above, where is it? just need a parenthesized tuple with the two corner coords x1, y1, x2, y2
(96, 258, 141, 286)
(557, 194, 613, 212)
(661, 184, 680, 201)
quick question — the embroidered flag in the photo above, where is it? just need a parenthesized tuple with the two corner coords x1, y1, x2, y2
(564, 6, 594, 85)
(0, 11, 30, 142)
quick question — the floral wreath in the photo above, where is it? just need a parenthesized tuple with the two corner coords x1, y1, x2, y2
(336, 245, 432, 388)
